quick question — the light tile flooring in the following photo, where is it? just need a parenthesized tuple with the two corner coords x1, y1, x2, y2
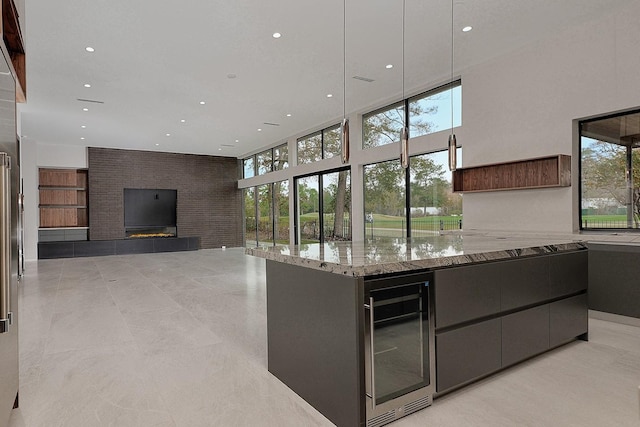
(7, 248, 640, 426)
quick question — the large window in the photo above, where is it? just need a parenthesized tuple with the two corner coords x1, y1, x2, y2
(244, 180, 290, 247)
(243, 157, 255, 179)
(409, 83, 462, 138)
(364, 150, 462, 239)
(273, 144, 289, 171)
(363, 81, 462, 149)
(363, 102, 405, 149)
(243, 143, 288, 178)
(580, 110, 640, 230)
(244, 187, 256, 246)
(297, 124, 342, 165)
(274, 180, 290, 243)
(296, 168, 351, 243)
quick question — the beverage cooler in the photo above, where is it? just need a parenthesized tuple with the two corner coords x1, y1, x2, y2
(364, 272, 435, 427)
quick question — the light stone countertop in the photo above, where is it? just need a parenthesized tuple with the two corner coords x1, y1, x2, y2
(246, 231, 590, 277)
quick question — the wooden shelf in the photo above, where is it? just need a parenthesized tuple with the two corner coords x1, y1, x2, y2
(38, 169, 89, 229)
(452, 155, 571, 193)
(1, 0, 26, 102)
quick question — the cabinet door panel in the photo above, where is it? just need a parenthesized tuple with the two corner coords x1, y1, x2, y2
(500, 257, 549, 311)
(549, 251, 587, 298)
(436, 319, 501, 392)
(550, 294, 587, 347)
(435, 265, 501, 328)
(502, 304, 549, 367)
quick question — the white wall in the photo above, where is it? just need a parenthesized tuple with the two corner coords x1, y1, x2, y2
(25, 2, 640, 252)
(23, 143, 87, 260)
(239, 2, 640, 238)
(461, 1, 640, 232)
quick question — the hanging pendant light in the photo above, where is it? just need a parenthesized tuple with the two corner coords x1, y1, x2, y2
(400, 0, 409, 169)
(448, 0, 457, 172)
(340, 0, 350, 164)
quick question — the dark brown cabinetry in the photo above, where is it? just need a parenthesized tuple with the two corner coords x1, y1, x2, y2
(452, 154, 571, 193)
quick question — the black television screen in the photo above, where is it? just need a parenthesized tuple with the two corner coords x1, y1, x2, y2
(124, 188, 177, 227)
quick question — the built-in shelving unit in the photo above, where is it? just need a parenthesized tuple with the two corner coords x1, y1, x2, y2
(452, 154, 571, 193)
(38, 168, 88, 228)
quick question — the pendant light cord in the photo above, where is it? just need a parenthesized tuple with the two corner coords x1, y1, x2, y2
(343, 0, 346, 119)
(402, 0, 406, 101)
(451, 0, 454, 136)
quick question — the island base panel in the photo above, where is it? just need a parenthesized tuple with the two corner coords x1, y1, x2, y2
(266, 260, 364, 427)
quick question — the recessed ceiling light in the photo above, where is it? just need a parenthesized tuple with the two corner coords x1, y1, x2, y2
(81, 125, 86, 128)
(85, 47, 95, 52)
(327, 94, 333, 98)
(180, 119, 186, 123)
(166, 133, 171, 136)
(155, 143, 159, 146)
(84, 83, 91, 88)
(286, 113, 292, 117)
(386, 64, 393, 69)
(462, 26, 473, 32)
(80, 137, 85, 140)
(218, 148, 222, 151)
(199, 101, 206, 105)
(272, 32, 282, 38)
(235, 139, 239, 143)
(227, 73, 237, 79)
(82, 108, 89, 111)
(257, 128, 262, 132)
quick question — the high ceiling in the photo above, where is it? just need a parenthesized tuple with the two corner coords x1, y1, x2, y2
(19, 0, 634, 158)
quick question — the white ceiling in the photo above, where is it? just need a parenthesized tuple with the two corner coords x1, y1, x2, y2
(18, 0, 634, 159)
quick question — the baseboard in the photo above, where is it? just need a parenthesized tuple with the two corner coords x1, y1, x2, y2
(589, 310, 640, 327)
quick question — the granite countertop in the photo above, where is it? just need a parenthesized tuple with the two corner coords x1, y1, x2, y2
(245, 231, 588, 277)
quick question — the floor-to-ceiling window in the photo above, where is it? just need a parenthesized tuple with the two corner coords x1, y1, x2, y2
(244, 179, 290, 247)
(322, 170, 351, 241)
(364, 159, 406, 238)
(296, 175, 320, 243)
(580, 110, 640, 230)
(361, 81, 462, 239)
(257, 184, 273, 244)
(244, 187, 257, 246)
(274, 180, 290, 244)
(364, 150, 461, 239)
(296, 168, 351, 244)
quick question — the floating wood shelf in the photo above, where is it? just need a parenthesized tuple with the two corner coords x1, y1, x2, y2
(452, 154, 571, 193)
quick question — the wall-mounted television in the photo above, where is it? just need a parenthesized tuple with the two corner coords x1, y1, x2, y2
(124, 188, 177, 228)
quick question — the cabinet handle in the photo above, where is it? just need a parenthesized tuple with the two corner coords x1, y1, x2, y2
(366, 297, 376, 409)
(0, 153, 11, 334)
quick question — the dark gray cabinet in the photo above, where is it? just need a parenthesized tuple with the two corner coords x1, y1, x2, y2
(550, 294, 588, 347)
(436, 319, 501, 392)
(588, 243, 640, 318)
(502, 304, 550, 367)
(434, 264, 501, 329)
(550, 251, 588, 298)
(499, 257, 549, 311)
(435, 250, 587, 393)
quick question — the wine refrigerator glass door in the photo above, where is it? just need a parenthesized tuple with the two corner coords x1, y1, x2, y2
(365, 274, 434, 422)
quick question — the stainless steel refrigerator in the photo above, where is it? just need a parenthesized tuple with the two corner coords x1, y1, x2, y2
(0, 48, 20, 426)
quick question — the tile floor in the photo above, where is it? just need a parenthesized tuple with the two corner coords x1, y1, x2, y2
(7, 248, 640, 426)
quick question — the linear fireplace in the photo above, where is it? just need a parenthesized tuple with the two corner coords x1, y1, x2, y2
(124, 188, 177, 239)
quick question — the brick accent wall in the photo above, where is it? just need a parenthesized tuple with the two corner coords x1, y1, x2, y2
(88, 147, 242, 249)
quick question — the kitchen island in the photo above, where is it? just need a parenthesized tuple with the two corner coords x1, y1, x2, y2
(247, 232, 588, 427)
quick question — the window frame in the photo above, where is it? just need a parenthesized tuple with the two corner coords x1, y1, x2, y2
(579, 108, 640, 231)
(362, 80, 462, 149)
(296, 124, 342, 165)
(293, 166, 352, 244)
(243, 142, 289, 178)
